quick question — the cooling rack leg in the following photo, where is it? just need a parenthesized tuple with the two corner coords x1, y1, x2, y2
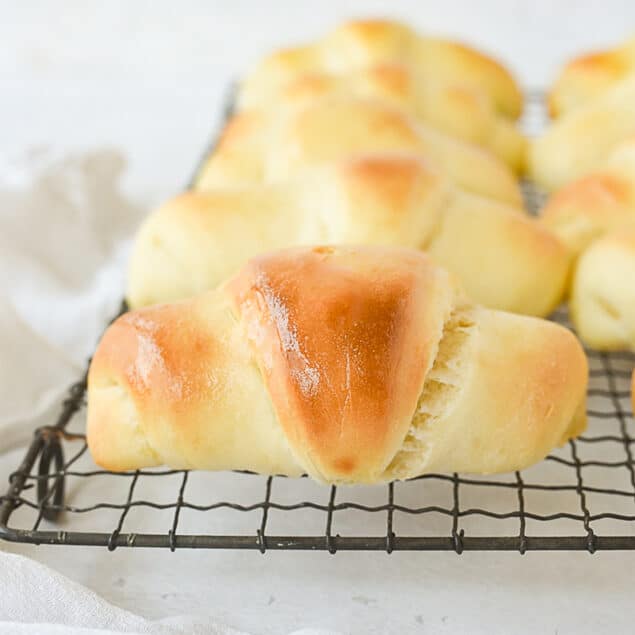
(36, 430, 66, 522)
(0, 427, 49, 537)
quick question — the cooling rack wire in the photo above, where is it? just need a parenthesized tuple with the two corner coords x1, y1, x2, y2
(2, 91, 635, 553)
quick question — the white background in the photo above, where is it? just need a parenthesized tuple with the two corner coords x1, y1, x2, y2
(3, 2, 635, 633)
(3, 0, 635, 204)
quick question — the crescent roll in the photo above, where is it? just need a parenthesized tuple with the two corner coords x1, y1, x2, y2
(129, 154, 569, 317)
(529, 76, 635, 191)
(88, 245, 587, 482)
(237, 63, 526, 171)
(195, 98, 523, 206)
(571, 230, 635, 351)
(538, 141, 635, 350)
(540, 139, 635, 256)
(238, 18, 522, 119)
(549, 35, 635, 117)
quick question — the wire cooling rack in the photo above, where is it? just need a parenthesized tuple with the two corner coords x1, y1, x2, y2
(2, 92, 635, 553)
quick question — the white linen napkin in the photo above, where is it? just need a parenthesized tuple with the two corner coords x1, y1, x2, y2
(0, 148, 143, 451)
(0, 149, 343, 635)
(0, 552, 245, 634)
(0, 552, 341, 635)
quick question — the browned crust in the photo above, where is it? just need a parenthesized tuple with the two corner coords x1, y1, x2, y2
(89, 303, 221, 412)
(224, 245, 454, 481)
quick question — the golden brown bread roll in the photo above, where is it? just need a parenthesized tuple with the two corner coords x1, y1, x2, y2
(129, 154, 569, 317)
(571, 230, 635, 351)
(239, 18, 523, 120)
(528, 76, 635, 191)
(237, 63, 526, 171)
(549, 35, 635, 117)
(89, 245, 587, 482)
(540, 139, 635, 256)
(196, 97, 523, 206)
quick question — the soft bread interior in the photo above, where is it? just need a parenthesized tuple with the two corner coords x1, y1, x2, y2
(384, 306, 476, 479)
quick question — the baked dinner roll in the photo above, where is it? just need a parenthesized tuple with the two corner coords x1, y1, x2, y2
(549, 35, 635, 118)
(571, 230, 635, 351)
(540, 141, 635, 350)
(237, 63, 526, 172)
(528, 76, 635, 191)
(238, 18, 523, 119)
(540, 139, 635, 256)
(89, 245, 587, 481)
(196, 97, 522, 206)
(129, 154, 569, 316)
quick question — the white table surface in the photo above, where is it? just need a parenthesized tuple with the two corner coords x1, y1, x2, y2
(3, 2, 635, 633)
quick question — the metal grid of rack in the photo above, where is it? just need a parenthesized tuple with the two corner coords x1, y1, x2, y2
(2, 92, 635, 553)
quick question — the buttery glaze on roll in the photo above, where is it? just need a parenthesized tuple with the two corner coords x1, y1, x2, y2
(89, 245, 588, 483)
